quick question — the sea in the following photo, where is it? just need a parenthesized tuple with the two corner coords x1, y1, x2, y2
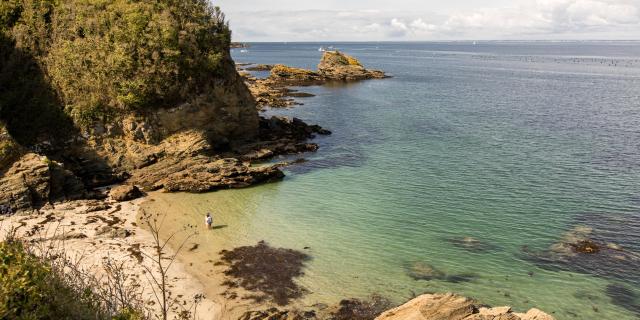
(146, 41, 640, 320)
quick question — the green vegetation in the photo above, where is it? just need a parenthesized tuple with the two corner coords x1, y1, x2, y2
(0, 0, 232, 136)
(0, 240, 142, 319)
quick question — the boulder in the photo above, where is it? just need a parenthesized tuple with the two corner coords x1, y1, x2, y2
(517, 308, 555, 320)
(375, 293, 554, 320)
(110, 185, 143, 202)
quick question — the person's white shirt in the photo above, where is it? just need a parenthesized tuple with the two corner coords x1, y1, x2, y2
(205, 214, 213, 226)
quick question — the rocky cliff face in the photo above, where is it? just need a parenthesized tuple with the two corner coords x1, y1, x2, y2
(75, 54, 260, 172)
(0, 1, 334, 213)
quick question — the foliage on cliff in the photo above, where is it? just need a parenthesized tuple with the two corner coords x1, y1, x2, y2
(0, 0, 232, 135)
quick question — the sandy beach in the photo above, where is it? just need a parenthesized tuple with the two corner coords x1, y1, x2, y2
(0, 194, 227, 320)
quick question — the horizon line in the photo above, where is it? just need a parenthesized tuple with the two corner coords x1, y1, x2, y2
(233, 39, 640, 43)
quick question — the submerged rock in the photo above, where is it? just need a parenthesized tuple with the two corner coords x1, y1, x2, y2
(406, 262, 446, 281)
(522, 215, 640, 295)
(448, 236, 498, 254)
(405, 262, 478, 283)
(605, 284, 640, 317)
(375, 293, 554, 320)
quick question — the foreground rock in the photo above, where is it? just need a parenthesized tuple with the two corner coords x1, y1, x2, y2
(375, 293, 554, 320)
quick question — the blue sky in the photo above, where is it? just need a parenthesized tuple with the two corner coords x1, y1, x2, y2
(214, 0, 640, 41)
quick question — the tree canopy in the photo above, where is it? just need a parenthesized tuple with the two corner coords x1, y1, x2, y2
(1, 0, 232, 132)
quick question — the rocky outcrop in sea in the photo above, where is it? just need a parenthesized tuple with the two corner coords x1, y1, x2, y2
(239, 51, 389, 110)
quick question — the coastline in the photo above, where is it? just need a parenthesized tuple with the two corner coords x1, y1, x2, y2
(0, 46, 566, 319)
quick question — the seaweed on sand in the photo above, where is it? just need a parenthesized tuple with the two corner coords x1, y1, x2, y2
(328, 294, 394, 320)
(218, 240, 310, 306)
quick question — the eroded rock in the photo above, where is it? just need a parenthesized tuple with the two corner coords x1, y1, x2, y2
(375, 293, 554, 320)
(0, 153, 87, 213)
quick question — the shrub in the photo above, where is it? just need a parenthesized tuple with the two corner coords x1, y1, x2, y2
(0, 240, 144, 320)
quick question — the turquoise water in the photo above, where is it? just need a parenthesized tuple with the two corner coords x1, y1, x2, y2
(157, 42, 640, 319)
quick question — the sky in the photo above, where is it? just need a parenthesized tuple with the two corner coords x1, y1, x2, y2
(213, 0, 640, 41)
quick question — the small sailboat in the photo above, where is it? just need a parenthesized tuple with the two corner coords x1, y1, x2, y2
(318, 47, 326, 52)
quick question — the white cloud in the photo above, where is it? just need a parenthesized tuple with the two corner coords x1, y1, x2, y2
(223, 0, 640, 41)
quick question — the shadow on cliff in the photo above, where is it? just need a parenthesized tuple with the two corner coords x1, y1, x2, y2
(0, 33, 120, 189)
(0, 32, 75, 147)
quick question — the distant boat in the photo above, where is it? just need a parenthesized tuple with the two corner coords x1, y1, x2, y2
(473, 41, 477, 45)
(318, 47, 326, 52)
(240, 49, 248, 53)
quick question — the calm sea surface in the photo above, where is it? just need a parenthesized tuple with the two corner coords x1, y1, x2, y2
(150, 42, 640, 319)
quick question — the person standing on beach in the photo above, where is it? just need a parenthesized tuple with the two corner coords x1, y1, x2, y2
(205, 212, 213, 229)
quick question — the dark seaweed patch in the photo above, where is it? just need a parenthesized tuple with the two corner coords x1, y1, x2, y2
(605, 284, 640, 317)
(404, 261, 478, 283)
(329, 294, 393, 320)
(218, 241, 310, 306)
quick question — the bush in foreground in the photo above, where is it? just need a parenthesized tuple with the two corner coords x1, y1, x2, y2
(0, 240, 143, 320)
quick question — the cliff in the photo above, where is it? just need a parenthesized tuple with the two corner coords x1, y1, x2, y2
(0, 0, 327, 212)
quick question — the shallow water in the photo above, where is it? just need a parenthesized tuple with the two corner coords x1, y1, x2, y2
(149, 42, 640, 319)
